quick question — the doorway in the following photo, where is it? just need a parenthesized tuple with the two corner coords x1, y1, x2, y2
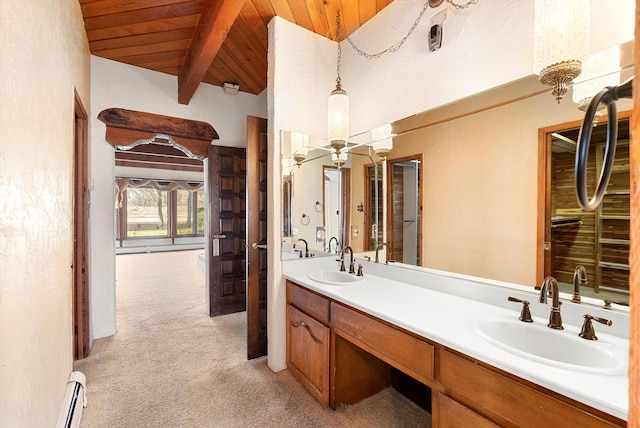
(387, 156, 422, 266)
(539, 113, 630, 304)
(73, 89, 90, 360)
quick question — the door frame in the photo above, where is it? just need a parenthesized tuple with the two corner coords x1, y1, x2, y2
(536, 111, 632, 287)
(386, 154, 423, 265)
(73, 89, 90, 359)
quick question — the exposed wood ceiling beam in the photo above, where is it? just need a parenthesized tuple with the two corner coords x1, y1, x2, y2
(178, 0, 245, 104)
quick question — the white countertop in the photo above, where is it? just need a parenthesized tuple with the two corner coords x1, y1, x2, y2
(283, 257, 629, 420)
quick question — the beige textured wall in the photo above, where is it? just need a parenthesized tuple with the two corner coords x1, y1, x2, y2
(0, 0, 90, 426)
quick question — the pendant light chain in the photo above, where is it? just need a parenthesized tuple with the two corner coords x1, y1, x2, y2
(343, 0, 479, 59)
(336, 11, 342, 87)
(446, 0, 478, 10)
(344, 2, 429, 60)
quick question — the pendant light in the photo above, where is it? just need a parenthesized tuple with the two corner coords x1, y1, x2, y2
(328, 12, 349, 155)
(533, 0, 589, 103)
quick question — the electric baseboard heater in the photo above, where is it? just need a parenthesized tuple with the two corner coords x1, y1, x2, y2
(55, 371, 87, 428)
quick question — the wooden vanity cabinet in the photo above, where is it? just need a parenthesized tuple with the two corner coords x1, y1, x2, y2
(437, 349, 625, 428)
(285, 280, 626, 427)
(286, 281, 331, 406)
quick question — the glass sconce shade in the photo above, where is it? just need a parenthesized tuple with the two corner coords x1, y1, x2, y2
(533, 0, 589, 102)
(291, 132, 309, 167)
(328, 85, 349, 153)
(371, 123, 393, 159)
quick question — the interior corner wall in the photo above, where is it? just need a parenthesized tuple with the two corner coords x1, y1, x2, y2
(89, 56, 266, 340)
(266, 16, 336, 371)
(0, 0, 90, 426)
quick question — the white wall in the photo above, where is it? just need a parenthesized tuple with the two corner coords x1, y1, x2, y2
(0, 0, 90, 426)
(90, 56, 266, 339)
(267, 0, 634, 370)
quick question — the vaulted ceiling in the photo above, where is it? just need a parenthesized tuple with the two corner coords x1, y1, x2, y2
(79, 0, 395, 104)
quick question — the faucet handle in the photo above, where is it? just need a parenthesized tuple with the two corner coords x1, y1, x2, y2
(339, 258, 346, 272)
(579, 314, 612, 340)
(603, 299, 629, 309)
(508, 297, 533, 323)
(356, 264, 364, 277)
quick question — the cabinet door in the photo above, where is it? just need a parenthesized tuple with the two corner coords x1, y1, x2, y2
(287, 305, 330, 406)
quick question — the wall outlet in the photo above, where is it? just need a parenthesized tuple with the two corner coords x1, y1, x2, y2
(351, 225, 360, 239)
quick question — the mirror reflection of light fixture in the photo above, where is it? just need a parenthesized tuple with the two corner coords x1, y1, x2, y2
(291, 131, 309, 168)
(533, 0, 589, 103)
(328, 12, 349, 155)
(332, 149, 348, 167)
(572, 46, 621, 125)
(371, 124, 393, 160)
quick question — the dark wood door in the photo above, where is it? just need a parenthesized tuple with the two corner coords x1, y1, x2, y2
(73, 90, 90, 360)
(247, 116, 268, 359)
(208, 145, 247, 316)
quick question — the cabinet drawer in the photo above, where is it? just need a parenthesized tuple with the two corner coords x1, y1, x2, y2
(331, 302, 434, 385)
(439, 350, 624, 428)
(432, 392, 499, 428)
(287, 281, 330, 324)
(287, 305, 330, 406)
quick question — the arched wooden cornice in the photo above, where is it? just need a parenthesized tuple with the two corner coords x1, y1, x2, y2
(98, 108, 218, 159)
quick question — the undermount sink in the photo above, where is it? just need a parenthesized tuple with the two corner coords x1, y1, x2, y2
(472, 317, 628, 375)
(307, 270, 365, 285)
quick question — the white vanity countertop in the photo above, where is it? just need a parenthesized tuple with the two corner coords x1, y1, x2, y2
(283, 257, 629, 420)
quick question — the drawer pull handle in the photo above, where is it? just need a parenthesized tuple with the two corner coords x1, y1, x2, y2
(291, 320, 323, 345)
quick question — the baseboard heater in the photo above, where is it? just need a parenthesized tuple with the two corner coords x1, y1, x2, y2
(55, 372, 87, 428)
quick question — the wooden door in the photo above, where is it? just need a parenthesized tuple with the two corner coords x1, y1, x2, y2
(207, 145, 247, 316)
(247, 116, 268, 359)
(73, 89, 90, 359)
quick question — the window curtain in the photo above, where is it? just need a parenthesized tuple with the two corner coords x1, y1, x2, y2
(115, 177, 204, 209)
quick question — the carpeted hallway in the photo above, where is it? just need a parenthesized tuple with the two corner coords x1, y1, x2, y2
(74, 250, 431, 427)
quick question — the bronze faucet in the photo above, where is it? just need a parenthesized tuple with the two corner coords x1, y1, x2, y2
(297, 238, 309, 258)
(340, 246, 355, 274)
(539, 276, 563, 330)
(375, 243, 394, 264)
(328, 236, 340, 254)
(572, 265, 587, 303)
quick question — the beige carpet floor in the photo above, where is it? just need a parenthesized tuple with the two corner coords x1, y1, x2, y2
(74, 250, 431, 427)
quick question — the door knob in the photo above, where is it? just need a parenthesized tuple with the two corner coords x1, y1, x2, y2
(251, 243, 267, 250)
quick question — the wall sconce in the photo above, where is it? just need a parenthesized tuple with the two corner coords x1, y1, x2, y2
(572, 46, 621, 125)
(328, 12, 349, 155)
(533, 0, 589, 103)
(223, 82, 239, 95)
(371, 123, 393, 160)
(291, 132, 309, 168)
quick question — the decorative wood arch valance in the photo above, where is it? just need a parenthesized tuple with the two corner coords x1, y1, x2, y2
(98, 108, 218, 159)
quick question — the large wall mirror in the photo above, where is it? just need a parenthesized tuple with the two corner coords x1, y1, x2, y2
(281, 40, 633, 308)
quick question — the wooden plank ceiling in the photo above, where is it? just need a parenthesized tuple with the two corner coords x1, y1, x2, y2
(79, 0, 395, 104)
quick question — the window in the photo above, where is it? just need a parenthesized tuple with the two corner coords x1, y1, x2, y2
(116, 179, 204, 241)
(126, 186, 169, 237)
